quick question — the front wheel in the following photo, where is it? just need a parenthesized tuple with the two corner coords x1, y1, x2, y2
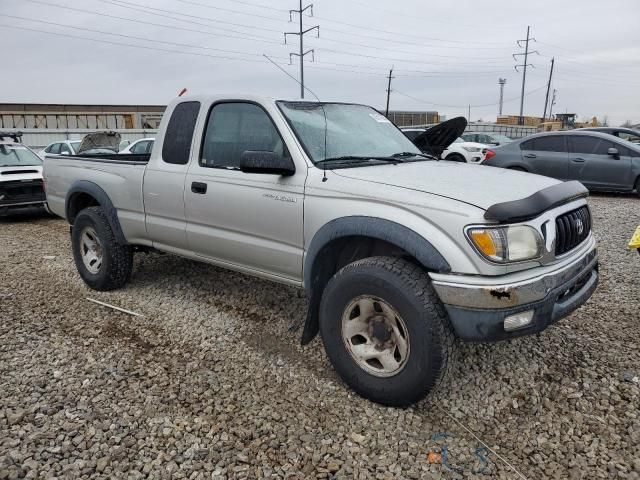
(71, 206, 133, 291)
(319, 257, 455, 407)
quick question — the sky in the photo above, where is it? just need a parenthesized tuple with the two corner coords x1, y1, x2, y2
(3, 0, 640, 125)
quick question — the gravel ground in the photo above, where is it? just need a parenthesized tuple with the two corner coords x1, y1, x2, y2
(1, 195, 639, 480)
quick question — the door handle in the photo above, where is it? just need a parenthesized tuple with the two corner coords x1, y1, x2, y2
(572, 157, 585, 163)
(523, 153, 537, 158)
(191, 182, 207, 194)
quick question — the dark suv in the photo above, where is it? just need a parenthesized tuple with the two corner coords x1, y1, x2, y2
(482, 131, 640, 196)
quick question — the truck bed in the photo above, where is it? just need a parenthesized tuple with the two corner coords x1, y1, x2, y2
(43, 152, 149, 244)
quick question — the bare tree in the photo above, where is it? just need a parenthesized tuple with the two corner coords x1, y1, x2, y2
(621, 120, 634, 127)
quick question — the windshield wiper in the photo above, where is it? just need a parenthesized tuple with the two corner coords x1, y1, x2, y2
(315, 155, 404, 166)
(391, 151, 435, 160)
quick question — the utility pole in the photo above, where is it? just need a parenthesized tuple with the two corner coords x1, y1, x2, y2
(542, 57, 555, 121)
(284, 0, 319, 98)
(513, 26, 538, 125)
(548, 89, 557, 120)
(385, 67, 394, 117)
(468, 104, 471, 122)
(498, 78, 506, 116)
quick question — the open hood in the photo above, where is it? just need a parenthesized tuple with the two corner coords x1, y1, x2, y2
(77, 131, 121, 154)
(410, 117, 467, 157)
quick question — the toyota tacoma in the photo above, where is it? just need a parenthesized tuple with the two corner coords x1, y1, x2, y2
(43, 95, 598, 406)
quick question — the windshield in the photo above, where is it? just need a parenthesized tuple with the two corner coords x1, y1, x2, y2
(277, 102, 421, 163)
(0, 144, 43, 167)
(70, 141, 81, 153)
(453, 137, 464, 143)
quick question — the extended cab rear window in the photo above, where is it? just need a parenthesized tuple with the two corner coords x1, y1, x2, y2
(162, 101, 200, 165)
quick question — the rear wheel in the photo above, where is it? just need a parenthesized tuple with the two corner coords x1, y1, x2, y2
(445, 153, 466, 163)
(71, 207, 133, 291)
(319, 257, 455, 407)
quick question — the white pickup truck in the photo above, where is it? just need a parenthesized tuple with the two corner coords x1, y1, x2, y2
(44, 95, 598, 406)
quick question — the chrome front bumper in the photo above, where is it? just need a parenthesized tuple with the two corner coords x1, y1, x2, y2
(430, 238, 598, 341)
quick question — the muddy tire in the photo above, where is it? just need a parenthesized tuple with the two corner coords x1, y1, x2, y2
(319, 256, 455, 407)
(71, 207, 133, 291)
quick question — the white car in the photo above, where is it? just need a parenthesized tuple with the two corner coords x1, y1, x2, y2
(119, 137, 155, 154)
(442, 137, 488, 163)
(1, 132, 47, 215)
(402, 125, 488, 163)
(39, 140, 82, 159)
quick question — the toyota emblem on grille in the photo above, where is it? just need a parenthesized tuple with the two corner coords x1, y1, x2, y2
(575, 218, 584, 235)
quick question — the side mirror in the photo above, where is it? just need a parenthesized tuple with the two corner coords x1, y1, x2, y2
(240, 150, 295, 176)
(607, 147, 619, 158)
(60, 151, 70, 155)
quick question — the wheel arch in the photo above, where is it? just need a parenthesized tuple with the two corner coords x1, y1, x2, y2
(65, 180, 127, 245)
(445, 152, 467, 162)
(300, 216, 451, 345)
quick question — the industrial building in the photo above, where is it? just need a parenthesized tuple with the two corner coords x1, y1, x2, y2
(0, 103, 165, 149)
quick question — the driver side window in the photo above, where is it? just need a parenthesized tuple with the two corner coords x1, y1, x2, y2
(200, 102, 287, 169)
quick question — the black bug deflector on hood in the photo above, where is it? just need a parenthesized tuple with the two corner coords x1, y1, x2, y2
(410, 116, 467, 157)
(484, 180, 589, 223)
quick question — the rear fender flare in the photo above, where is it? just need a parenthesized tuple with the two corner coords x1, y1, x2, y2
(65, 180, 127, 245)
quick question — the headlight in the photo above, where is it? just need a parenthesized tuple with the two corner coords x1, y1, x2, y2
(467, 225, 543, 262)
(462, 146, 481, 152)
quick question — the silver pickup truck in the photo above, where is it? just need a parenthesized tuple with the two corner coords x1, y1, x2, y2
(44, 95, 598, 406)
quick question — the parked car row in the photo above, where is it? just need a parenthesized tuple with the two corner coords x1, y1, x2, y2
(38, 136, 155, 159)
(400, 119, 640, 196)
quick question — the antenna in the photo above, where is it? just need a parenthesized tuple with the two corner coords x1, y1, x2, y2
(262, 54, 329, 182)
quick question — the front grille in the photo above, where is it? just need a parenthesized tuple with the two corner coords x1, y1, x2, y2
(0, 179, 45, 206)
(555, 206, 591, 255)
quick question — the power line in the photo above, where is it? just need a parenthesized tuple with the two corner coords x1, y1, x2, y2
(104, 0, 516, 60)
(98, 0, 279, 42)
(0, 14, 288, 61)
(23, 0, 517, 71)
(0, 22, 398, 78)
(4, 12, 518, 80)
(23, 0, 283, 45)
(394, 84, 548, 109)
(0, 23, 275, 65)
(172, 0, 516, 50)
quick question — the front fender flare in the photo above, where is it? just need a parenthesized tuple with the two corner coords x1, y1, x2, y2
(301, 216, 451, 344)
